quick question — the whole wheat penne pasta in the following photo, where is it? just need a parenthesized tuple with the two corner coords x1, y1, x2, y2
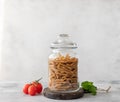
(48, 54, 78, 91)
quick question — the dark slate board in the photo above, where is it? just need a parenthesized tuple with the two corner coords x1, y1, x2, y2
(43, 87, 84, 100)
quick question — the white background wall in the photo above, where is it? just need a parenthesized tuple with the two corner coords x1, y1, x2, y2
(0, 0, 1, 68)
(0, 0, 4, 76)
(0, 0, 120, 82)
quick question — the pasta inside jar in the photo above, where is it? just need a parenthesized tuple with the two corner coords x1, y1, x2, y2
(48, 54, 78, 91)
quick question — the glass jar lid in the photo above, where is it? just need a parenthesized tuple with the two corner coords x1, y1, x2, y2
(50, 34, 77, 49)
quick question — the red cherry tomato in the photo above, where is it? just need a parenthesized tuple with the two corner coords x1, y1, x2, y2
(36, 83, 43, 93)
(28, 85, 37, 96)
(23, 84, 30, 94)
(32, 82, 43, 93)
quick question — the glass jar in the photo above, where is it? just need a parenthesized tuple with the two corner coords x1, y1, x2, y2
(48, 34, 79, 92)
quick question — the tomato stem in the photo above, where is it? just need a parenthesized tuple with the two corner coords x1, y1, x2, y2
(36, 77, 42, 82)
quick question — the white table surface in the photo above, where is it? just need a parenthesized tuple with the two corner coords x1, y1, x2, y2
(0, 80, 119, 102)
